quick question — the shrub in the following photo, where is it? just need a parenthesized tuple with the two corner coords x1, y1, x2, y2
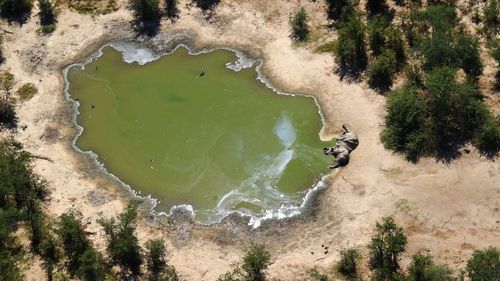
(368, 15, 389, 56)
(466, 247, 500, 281)
(315, 41, 336, 53)
(0, 0, 33, 22)
(77, 248, 107, 281)
(455, 33, 483, 81)
(325, 0, 354, 21)
(368, 50, 396, 92)
(242, 244, 272, 281)
(145, 239, 179, 281)
(98, 202, 143, 277)
(334, 13, 367, 73)
(404, 64, 424, 88)
(165, 0, 178, 19)
(38, 0, 56, 26)
(483, 0, 499, 34)
(307, 268, 329, 281)
(368, 217, 407, 279)
(385, 27, 406, 69)
(290, 8, 309, 42)
(335, 247, 360, 280)
(56, 213, 90, 271)
(474, 116, 500, 156)
(17, 83, 38, 100)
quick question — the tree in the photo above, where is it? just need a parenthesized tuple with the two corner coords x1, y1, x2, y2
(0, 0, 32, 22)
(98, 201, 143, 277)
(483, 0, 499, 34)
(385, 27, 406, 69)
(466, 247, 500, 281)
(194, 0, 220, 11)
(146, 239, 168, 281)
(368, 15, 389, 56)
(217, 243, 272, 281)
(0, 72, 16, 127)
(56, 213, 90, 271)
(368, 50, 396, 92)
(325, 0, 355, 21)
(455, 33, 483, 81)
(334, 13, 367, 74)
(40, 233, 60, 281)
(77, 248, 107, 281)
(38, 0, 56, 26)
(242, 244, 272, 281)
(335, 247, 360, 280)
(290, 8, 309, 42)
(165, 0, 178, 19)
(368, 216, 407, 279)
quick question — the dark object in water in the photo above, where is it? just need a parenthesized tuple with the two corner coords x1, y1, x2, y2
(91, 105, 95, 109)
(324, 124, 359, 169)
(200, 70, 206, 77)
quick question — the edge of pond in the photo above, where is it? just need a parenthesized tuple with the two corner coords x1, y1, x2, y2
(62, 37, 337, 229)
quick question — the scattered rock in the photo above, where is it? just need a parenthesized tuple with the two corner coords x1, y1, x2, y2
(324, 124, 359, 169)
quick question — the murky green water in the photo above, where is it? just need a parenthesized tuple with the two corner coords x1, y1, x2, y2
(67, 46, 330, 223)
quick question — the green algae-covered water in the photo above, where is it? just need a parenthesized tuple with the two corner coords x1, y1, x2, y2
(67, 45, 330, 225)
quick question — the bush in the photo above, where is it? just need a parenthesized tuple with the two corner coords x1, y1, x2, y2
(77, 248, 107, 281)
(335, 247, 360, 280)
(17, 83, 38, 100)
(466, 247, 500, 281)
(385, 27, 406, 69)
(474, 116, 500, 156)
(98, 202, 143, 277)
(145, 239, 179, 281)
(368, 50, 396, 92)
(315, 41, 336, 53)
(455, 33, 483, 81)
(165, 0, 178, 19)
(0, 0, 32, 22)
(217, 243, 272, 281)
(38, 0, 56, 26)
(307, 268, 329, 281)
(404, 64, 424, 88)
(368, 15, 389, 56)
(290, 8, 309, 42)
(368, 217, 407, 279)
(334, 13, 367, 73)
(483, 0, 499, 34)
(325, 0, 354, 21)
(56, 213, 91, 271)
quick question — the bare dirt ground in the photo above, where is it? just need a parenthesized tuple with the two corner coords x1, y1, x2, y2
(1, 0, 498, 280)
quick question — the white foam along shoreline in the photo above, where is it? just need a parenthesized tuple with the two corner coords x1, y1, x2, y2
(63, 40, 333, 228)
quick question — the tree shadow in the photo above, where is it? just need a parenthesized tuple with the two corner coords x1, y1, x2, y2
(195, 0, 220, 11)
(0, 9, 31, 25)
(131, 19, 160, 37)
(336, 65, 363, 82)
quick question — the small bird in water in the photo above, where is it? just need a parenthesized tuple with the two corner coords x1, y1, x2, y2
(199, 69, 206, 77)
(91, 105, 95, 109)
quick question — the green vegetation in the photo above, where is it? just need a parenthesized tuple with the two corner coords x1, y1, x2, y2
(307, 268, 329, 281)
(218, 243, 272, 281)
(483, 0, 499, 36)
(335, 247, 360, 280)
(0, 0, 32, 22)
(315, 41, 336, 53)
(98, 202, 143, 277)
(54, 0, 118, 15)
(466, 247, 500, 281)
(165, 0, 178, 19)
(334, 12, 367, 75)
(290, 8, 309, 42)
(408, 253, 455, 281)
(194, 0, 220, 11)
(38, 0, 56, 34)
(145, 239, 179, 281)
(0, 71, 16, 127)
(17, 83, 38, 100)
(368, 216, 407, 279)
(129, 0, 161, 22)
(368, 50, 396, 92)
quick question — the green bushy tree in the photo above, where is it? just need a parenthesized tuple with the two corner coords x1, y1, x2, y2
(334, 13, 367, 74)
(77, 248, 107, 281)
(165, 0, 178, 19)
(217, 243, 272, 281)
(56, 213, 91, 271)
(368, 15, 389, 56)
(99, 202, 143, 277)
(368, 50, 396, 92)
(368, 216, 407, 279)
(0, 0, 32, 22)
(466, 247, 500, 281)
(335, 247, 360, 280)
(290, 8, 309, 42)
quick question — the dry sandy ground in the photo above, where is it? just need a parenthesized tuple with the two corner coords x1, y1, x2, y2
(1, 0, 499, 280)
